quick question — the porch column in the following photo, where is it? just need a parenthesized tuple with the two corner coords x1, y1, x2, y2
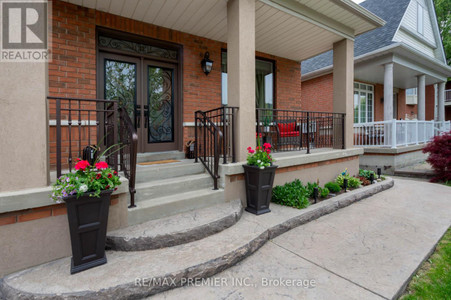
(383, 63, 394, 121)
(333, 38, 354, 149)
(0, 62, 49, 192)
(417, 74, 426, 120)
(227, 0, 255, 161)
(438, 81, 445, 121)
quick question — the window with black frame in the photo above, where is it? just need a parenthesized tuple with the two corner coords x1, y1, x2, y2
(221, 51, 274, 109)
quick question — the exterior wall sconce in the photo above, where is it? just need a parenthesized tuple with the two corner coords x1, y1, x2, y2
(201, 52, 213, 75)
(313, 187, 318, 204)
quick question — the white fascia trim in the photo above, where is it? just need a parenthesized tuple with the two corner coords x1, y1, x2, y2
(260, 0, 355, 40)
(425, 0, 447, 64)
(331, 0, 386, 28)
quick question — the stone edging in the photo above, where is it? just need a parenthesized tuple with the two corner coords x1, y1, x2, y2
(106, 201, 244, 251)
(0, 178, 394, 299)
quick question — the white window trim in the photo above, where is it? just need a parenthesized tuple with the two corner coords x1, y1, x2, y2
(353, 82, 374, 124)
(417, 2, 424, 35)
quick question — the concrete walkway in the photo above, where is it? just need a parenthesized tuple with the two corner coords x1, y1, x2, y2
(156, 178, 451, 300)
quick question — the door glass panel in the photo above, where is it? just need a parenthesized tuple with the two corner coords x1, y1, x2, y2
(104, 59, 136, 118)
(148, 66, 174, 143)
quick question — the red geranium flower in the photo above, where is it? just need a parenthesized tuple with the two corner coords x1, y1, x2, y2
(75, 160, 90, 171)
(108, 173, 113, 179)
(96, 173, 101, 179)
(263, 143, 271, 149)
(113, 170, 118, 175)
(95, 161, 108, 170)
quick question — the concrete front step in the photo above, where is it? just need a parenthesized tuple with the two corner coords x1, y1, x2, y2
(135, 160, 205, 184)
(137, 151, 186, 163)
(107, 200, 242, 251)
(0, 179, 394, 300)
(135, 173, 213, 202)
(128, 188, 225, 226)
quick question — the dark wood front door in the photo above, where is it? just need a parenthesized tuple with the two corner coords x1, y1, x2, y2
(100, 52, 179, 153)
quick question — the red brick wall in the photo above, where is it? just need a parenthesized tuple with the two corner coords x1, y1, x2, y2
(48, 0, 303, 161)
(425, 85, 435, 120)
(300, 74, 333, 112)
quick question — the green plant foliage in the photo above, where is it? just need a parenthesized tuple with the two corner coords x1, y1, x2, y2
(272, 179, 310, 209)
(359, 169, 376, 180)
(320, 187, 330, 198)
(335, 174, 362, 189)
(325, 181, 341, 193)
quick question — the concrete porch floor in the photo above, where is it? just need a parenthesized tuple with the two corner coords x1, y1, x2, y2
(155, 178, 451, 300)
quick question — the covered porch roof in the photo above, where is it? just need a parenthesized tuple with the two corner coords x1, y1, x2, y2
(63, 0, 384, 61)
(302, 43, 451, 88)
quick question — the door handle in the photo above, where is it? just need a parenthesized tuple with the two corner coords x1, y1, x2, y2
(144, 105, 149, 129)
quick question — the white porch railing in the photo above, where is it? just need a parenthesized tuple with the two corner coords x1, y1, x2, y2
(353, 119, 451, 148)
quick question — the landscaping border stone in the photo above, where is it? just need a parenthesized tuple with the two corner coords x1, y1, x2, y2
(0, 178, 394, 300)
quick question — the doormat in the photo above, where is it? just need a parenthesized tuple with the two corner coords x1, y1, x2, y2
(138, 160, 181, 166)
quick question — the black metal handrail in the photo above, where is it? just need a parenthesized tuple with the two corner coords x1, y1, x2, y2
(256, 108, 345, 153)
(49, 96, 118, 177)
(195, 111, 223, 189)
(118, 107, 138, 208)
(197, 106, 238, 164)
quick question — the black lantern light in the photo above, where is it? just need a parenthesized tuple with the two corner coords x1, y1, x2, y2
(370, 173, 375, 184)
(201, 52, 213, 75)
(343, 178, 348, 192)
(377, 167, 381, 179)
(313, 187, 319, 204)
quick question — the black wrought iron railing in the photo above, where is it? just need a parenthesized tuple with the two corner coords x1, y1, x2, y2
(195, 106, 238, 189)
(49, 96, 118, 176)
(118, 107, 138, 208)
(256, 108, 345, 153)
(49, 96, 138, 206)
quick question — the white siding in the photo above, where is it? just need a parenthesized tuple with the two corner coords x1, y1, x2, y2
(393, 0, 441, 59)
(393, 30, 435, 57)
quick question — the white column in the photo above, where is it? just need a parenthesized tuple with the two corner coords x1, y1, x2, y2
(438, 81, 445, 122)
(383, 63, 394, 121)
(333, 39, 354, 149)
(227, 0, 255, 161)
(417, 74, 426, 120)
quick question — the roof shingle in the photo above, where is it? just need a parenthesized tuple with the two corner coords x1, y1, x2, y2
(301, 0, 411, 75)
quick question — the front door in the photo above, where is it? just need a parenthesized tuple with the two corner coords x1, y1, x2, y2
(100, 53, 179, 153)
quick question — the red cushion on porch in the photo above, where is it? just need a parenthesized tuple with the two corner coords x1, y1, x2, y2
(280, 131, 299, 137)
(277, 122, 296, 133)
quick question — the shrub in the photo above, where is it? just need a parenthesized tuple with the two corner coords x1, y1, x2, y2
(321, 187, 330, 198)
(272, 179, 310, 209)
(359, 169, 376, 180)
(423, 131, 451, 182)
(335, 174, 361, 189)
(325, 182, 341, 193)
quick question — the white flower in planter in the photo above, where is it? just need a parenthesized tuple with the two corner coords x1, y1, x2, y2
(79, 184, 88, 193)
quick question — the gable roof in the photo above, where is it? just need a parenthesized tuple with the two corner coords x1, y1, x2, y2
(301, 0, 411, 75)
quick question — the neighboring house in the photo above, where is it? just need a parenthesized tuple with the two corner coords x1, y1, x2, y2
(0, 0, 384, 277)
(301, 0, 451, 173)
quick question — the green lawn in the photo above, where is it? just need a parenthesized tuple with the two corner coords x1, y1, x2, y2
(401, 228, 451, 299)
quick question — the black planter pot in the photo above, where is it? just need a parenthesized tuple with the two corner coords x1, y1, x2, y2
(63, 189, 112, 274)
(243, 165, 278, 215)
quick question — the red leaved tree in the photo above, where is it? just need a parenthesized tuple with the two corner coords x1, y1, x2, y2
(422, 131, 451, 182)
